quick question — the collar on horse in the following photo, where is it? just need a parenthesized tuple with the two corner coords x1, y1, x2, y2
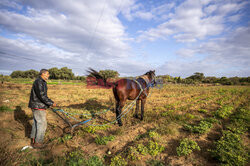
(138, 75, 150, 85)
(132, 75, 150, 96)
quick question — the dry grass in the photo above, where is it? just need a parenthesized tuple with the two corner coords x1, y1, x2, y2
(0, 82, 249, 165)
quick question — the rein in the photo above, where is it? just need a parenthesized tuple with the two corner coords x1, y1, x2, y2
(133, 75, 154, 97)
(52, 81, 154, 133)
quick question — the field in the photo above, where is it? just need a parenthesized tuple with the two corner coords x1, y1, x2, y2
(0, 81, 249, 166)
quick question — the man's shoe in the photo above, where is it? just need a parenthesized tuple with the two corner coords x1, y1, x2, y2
(30, 138, 35, 146)
(32, 143, 46, 149)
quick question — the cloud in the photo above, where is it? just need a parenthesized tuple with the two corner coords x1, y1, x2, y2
(136, 0, 248, 43)
(0, 1, 129, 55)
(158, 24, 250, 77)
(0, 0, 249, 77)
(0, 0, 154, 76)
(176, 48, 197, 58)
(198, 25, 250, 66)
(121, 2, 175, 21)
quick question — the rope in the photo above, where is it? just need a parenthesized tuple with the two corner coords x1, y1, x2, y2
(53, 107, 111, 116)
(53, 88, 142, 127)
(53, 79, 155, 128)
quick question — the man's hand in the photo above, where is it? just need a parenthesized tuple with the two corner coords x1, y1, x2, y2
(52, 103, 57, 107)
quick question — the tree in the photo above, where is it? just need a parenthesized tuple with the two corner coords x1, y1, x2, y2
(24, 69, 39, 78)
(0, 74, 11, 83)
(99, 69, 119, 79)
(176, 76, 182, 83)
(10, 70, 25, 78)
(239, 77, 250, 84)
(75, 76, 86, 81)
(49, 67, 61, 79)
(219, 77, 232, 85)
(48, 67, 75, 80)
(60, 67, 74, 80)
(229, 77, 240, 85)
(187, 72, 205, 82)
(156, 75, 174, 83)
(203, 77, 219, 83)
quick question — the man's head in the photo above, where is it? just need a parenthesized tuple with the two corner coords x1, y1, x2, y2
(39, 69, 50, 81)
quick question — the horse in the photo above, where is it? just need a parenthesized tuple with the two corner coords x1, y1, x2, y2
(87, 68, 156, 126)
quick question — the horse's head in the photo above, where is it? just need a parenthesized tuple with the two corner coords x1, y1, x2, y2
(145, 70, 156, 87)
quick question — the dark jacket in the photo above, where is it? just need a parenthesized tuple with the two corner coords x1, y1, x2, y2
(28, 76, 54, 109)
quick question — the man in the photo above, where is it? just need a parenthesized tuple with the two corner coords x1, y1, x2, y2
(28, 69, 56, 148)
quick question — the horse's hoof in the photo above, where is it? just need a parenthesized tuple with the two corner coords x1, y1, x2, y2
(118, 123, 123, 126)
(134, 115, 139, 119)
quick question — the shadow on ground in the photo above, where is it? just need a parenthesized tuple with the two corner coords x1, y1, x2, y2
(14, 106, 32, 138)
(67, 99, 113, 115)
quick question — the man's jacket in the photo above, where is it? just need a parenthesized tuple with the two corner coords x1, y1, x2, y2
(28, 76, 54, 109)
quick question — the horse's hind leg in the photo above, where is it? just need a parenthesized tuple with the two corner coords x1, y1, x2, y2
(116, 101, 125, 126)
(134, 100, 140, 119)
(141, 99, 146, 120)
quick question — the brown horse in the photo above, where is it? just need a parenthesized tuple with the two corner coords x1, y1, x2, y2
(87, 68, 156, 126)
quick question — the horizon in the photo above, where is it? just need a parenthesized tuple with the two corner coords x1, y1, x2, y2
(4, 67, 249, 79)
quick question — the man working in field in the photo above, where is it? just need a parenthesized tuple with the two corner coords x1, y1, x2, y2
(28, 69, 56, 148)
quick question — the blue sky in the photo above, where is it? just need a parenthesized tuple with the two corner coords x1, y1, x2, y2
(0, 0, 249, 77)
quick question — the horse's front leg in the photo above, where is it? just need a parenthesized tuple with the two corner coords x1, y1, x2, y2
(116, 101, 125, 126)
(141, 99, 146, 120)
(134, 100, 140, 119)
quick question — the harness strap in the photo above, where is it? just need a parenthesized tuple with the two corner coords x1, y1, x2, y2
(133, 79, 143, 91)
(138, 75, 150, 85)
(132, 79, 148, 97)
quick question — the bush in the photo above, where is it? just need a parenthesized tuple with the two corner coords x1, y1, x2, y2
(95, 135, 115, 145)
(0, 106, 14, 112)
(66, 151, 85, 166)
(67, 151, 104, 166)
(148, 131, 160, 139)
(0, 75, 11, 83)
(84, 156, 104, 166)
(229, 108, 250, 131)
(198, 109, 208, 113)
(183, 118, 217, 134)
(136, 140, 164, 157)
(127, 146, 140, 161)
(209, 130, 248, 166)
(137, 144, 148, 155)
(147, 140, 165, 156)
(176, 138, 200, 156)
(83, 125, 110, 134)
(215, 105, 234, 119)
(146, 159, 164, 166)
(58, 134, 72, 143)
(110, 155, 127, 166)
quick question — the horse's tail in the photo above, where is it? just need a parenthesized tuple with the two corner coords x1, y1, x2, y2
(87, 67, 106, 84)
(87, 68, 117, 88)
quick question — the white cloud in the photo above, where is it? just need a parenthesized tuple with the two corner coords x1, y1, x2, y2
(121, 1, 175, 21)
(0, 0, 249, 77)
(159, 25, 250, 77)
(134, 11, 153, 20)
(176, 48, 197, 58)
(199, 25, 250, 65)
(136, 0, 247, 43)
(0, 0, 130, 56)
(0, 0, 153, 76)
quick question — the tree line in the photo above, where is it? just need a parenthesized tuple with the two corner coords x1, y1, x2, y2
(157, 72, 250, 85)
(8, 67, 119, 81)
(4, 69, 250, 85)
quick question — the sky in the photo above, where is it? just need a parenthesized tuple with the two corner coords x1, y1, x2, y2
(0, 0, 249, 77)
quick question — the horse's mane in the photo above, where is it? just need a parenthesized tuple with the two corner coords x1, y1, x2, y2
(138, 75, 150, 84)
